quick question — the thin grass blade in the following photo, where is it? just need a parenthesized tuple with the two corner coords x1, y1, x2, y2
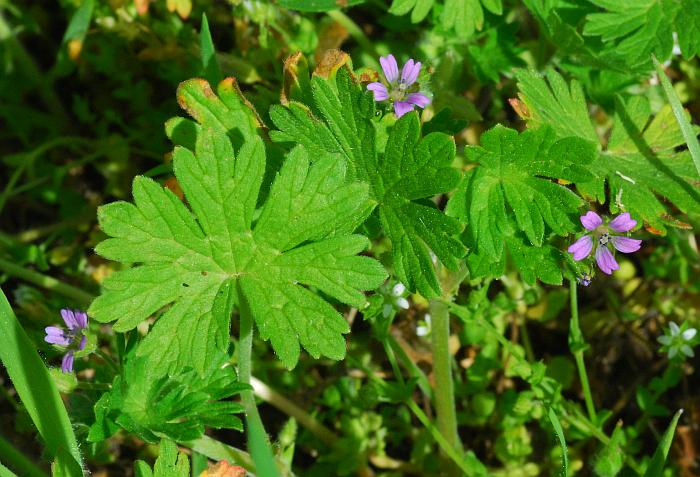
(643, 409, 683, 477)
(0, 288, 83, 475)
(653, 55, 700, 178)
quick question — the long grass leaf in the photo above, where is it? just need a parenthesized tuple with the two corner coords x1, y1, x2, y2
(643, 409, 683, 477)
(653, 55, 700, 178)
(547, 407, 569, 477)
(0, 288, 83, 475)
(200, 13, 222, 85)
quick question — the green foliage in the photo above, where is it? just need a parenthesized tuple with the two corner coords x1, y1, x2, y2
(584, 0, 700, 69)
(446, 125, 596, 284)
(270, 65, 465, 297)
(89, 350, 246, 443)
(134, 440, 190, 477)
(277, 0, 365, 11)
(2, 1, 698, 476)
(516, 69, 700, 233)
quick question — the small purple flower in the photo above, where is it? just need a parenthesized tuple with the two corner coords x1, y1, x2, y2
(45, 309, 88, 373)
(568, 211, 642, 275)
(367, 54, 431, 118)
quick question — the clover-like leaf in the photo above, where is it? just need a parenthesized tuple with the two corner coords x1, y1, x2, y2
(90, 85, 386, 371)
(517, 69, 700, 233)
(270, 63, 465, 298)
(446, 125, 596, 284)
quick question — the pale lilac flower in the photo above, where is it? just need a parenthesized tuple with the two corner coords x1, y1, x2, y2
(658, 321, 697, 359)
(367, 54, 431, 118)
(567, 211, 642, 275)
(45, 309, 88, 373)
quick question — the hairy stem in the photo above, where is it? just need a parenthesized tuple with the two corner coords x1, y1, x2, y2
(250, 376, 338, 446)
(429, 298, 463, 475)
(237, 292, 282, 477)
(569, 279, 597, 422)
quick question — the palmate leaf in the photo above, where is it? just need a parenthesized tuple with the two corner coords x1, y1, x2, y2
(583, 0, 700, 69)
(89, 89, 386, 370)
(270, 60, 465, 298)
(517, 69, 700, 233)
(446, 125, 596, 284)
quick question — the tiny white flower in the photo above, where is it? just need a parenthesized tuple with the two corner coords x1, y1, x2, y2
(381, 282, 411, 317)
(416, 314, 431, 337)
(658, 321, 697, 361)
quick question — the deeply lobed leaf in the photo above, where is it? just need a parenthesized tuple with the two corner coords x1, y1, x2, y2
(517, 69, 700, 233)
(446, 125, 596, 284)
(91, 81, 386, 371)
(270, 63, 465, 297)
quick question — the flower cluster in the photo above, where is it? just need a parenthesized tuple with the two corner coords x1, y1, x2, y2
(382, 282, 410, 318)
(367, 54, 431, 118)
(658, 321, 697, 360)
(568, 211, 642, 275)
(44, 309, 88, 373)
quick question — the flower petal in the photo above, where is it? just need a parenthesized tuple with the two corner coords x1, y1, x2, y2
(61, 352, 74, 373)
(45, 327, 70, 345)
(609, 212, 637, 232)
(669, 322, 680, 335)
(61, 308, 78, 329)
(79, 335, 87, 351)
(682, 328, 697, 341)
(380, 54, 399, 83)
(401, 59, 421, 86)
(406, 92, 431, 108)
(669, 346, 678, 358)
(396, 297, 410, 310)
(392, 283, 406, 296)
(611, 236, 642, 253)
(394, 101, 414, 117)
(367, 82, 389, 101)
(567, 235, 593, 261)
(595, 246, 619, 275)
(681, 345, 694, 357)
(657, 335, 672, 346)
(74, 310, 88, 329)
(580, 211, 603, 230)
